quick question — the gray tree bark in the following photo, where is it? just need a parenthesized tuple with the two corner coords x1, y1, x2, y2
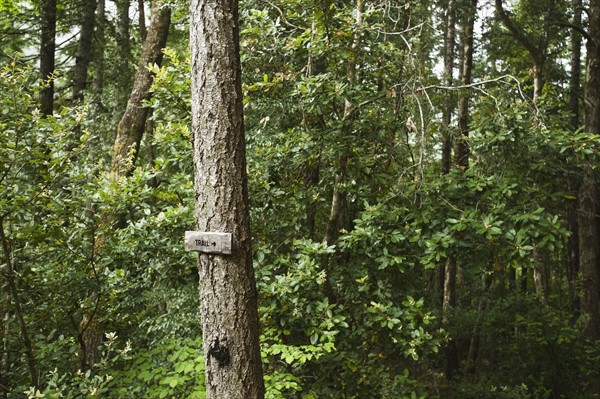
(115, 0, 133, 106)
(441, 0, 455, 175)
(189, 0, 265, 397)
(72, 0, 97, 102)
(455, 0, 475, 169)
(39, 0, 56, 116)
(93, 0, 106, 104)
(495, 0, 547, 102)
(112, 3, 171, 175)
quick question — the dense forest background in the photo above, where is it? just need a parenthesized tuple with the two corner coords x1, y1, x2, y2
(1, 0, 600, 397)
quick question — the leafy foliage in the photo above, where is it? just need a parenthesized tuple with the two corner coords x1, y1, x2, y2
(2, 0, 600, 398)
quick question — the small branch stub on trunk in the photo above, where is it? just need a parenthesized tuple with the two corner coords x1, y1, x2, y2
(184, 231, 232, 255)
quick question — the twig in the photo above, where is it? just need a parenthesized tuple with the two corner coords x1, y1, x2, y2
(260, 0, 308, 31)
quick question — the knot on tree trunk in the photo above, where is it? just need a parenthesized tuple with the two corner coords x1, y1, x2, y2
(208, 337, 230, 367)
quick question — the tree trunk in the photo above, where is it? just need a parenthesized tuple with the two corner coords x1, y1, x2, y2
(443, 257, 459, 379)
(138, 0, 147, 41)
(305, 160, 320, 239)
(566, 0, 583, 321)
(0, 218, 37, 386)
(39, 0, 56, 116)
(579, 165, 600, 339)
(532, 61, 545, 103)
(189, 0, 265, 397)
(569, 0, 582, 129)
(441, 0, 476, 379)
(93, 0, 106, 105)
(303, 19, 321, 240)
(1, 292, 9, 399)
(441, 0, 455, 175)
(495, 0, 546, 102)
(72, 0, 97, 102)
(532, 245, 549, 305)
(437, 0, 456, 307)
(579, 0, 600, 341)
(566, 197, 580, 320)
(115, 0, 133, 106)
(112, 4, 171, 175)
(320, 0, 364, 304)
(455, 0, 475, 169)
(77, 2, 171, 372)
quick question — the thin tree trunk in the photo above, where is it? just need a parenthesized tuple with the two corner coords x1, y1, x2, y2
(467, 275, 490, 372)
(321, 0, 364, 304)
(437, 0, 456, 308)
(532, 62, 545, 102)
(321, 154, 347, 303)
(455, 0, 475, 169)
(443, 257, 459, 379)
(579, 0, 600, 341)
(0, 218, 37, 386)
(521, 267, 528, 292)
(566, 0, 582, 320)
(578, 164, 600, 339)
(441, 0, 455, 175)
(569, 0, 582, 129)
(116, 0, 133, 106)
(1, 292, 9, 399)
(566, 201, 580, 319)
(39, 0, 57, 116)
(93, 0, 106, 105)
(303, 19, 320, 240)
(189, 0, 265, 396)
(138, 0, 147, 41)
(532, 245, 549, 305)
(77, 2, 171, 371)
(305, 161, 320, 239)
(72, 0, 97, 102)
(443, 1, 476, 378)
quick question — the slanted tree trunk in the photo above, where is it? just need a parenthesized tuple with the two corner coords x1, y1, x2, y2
(72, 0, 97, 102)
(495, 0, 547, 102)
(189, 0, 265, 397)
(39, 0, 56, 116)
(112, 3, 170, 175)
(77, 2, 171, 372)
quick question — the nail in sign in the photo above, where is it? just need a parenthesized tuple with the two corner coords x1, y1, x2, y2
(184, 231, 232, 255)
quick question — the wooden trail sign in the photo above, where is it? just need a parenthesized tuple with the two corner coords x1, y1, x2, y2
(184, 231, 232, 255)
